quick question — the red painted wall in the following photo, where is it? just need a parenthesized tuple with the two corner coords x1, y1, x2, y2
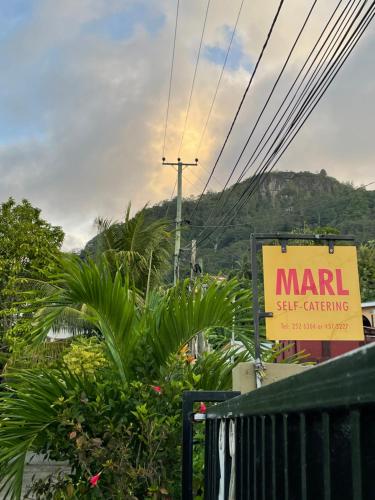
(278, 336, 375, 364)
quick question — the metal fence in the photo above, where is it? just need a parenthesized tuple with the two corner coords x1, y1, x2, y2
(183, 343, 375, 500)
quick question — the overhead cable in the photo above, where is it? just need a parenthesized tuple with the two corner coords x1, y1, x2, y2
(213, 0, 350, 216)
(194, 1, 374, 246)
(195, 0, 246, 156)
(190, 0, 286, 217)
(164, 180, 177, 218)
(235, 0, 359, 186)
(231, 0, 373, 217)
(208, 0, 357, 223)
(195, 0, 364, 236)
(233, 2, 374, 225)
(162, 0, 180, 158)
(178, 0, 212, 156)
(206, 0, 319, 212)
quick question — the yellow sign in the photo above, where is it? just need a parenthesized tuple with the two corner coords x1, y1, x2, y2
(262, 246, 363, 341)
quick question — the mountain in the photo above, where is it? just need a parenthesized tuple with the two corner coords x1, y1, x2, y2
(85, 170, 375, 277)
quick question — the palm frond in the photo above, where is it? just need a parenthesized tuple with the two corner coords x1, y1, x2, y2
(188, 345, 247, 390)
(146, 279, 250, 367)
(0, 368, 94, 499)
(88, 205, 173, 291)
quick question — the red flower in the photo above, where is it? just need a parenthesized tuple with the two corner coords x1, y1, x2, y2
(151, 385, 162, 394)
(199, 402, 207, 413)
(89, 473, 101, 487)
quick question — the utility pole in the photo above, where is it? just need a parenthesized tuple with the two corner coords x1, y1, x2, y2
(162, 157, 198, 284)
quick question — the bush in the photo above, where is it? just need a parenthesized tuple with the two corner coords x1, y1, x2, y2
(63, 337, 108, 378)
(27, 370, 188, 499)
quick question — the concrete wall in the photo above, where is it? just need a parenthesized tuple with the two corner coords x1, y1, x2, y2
(232, 361, 310, 394)
(0, 454, 70, 500)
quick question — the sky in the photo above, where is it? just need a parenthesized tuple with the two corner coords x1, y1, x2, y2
(0, 0, 374, 250)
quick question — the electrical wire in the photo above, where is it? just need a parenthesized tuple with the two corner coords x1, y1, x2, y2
(213, 0, 351, 217)
(234, 0, 359, 186)
(164, 180, 177, 218)
(190, 0, 286, 217)
(203, 0, 319, 217)
(189, 222, 252, 228)
(231, 0, 373, 217)
(200, 0, 370, 235)
(178, 0, 211, 156)
(201, 0, 359, 228)
(162, 0, 180, 158)
(195, 0, 246, 156)
(193, 1, 375, 247)
(231, 2, 375, 224)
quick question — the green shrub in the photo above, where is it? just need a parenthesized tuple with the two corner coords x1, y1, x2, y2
(26, 370, 188, 499)
(63, 337, 108, 378)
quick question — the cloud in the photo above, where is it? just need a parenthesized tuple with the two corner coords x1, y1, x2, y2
(203, 25, 253, 71)
(0, 0, 373, 250)
(85, 2, 165, 41)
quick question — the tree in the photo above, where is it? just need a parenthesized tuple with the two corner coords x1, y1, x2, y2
(86, 204, 173, 293)
(0, 198, 64, 346)
(358, 241, 375, 302)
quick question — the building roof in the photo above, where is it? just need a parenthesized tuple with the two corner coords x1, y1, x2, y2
(362, 301, 375, 308)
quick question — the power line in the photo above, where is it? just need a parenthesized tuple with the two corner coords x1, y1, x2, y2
(231, 0, 373, 218)
(178, 0, 211, 157)
(195, 0, 246, 156)
(189, 222, 252, 228)
(227, 5, 372, 222)
(164, 166, 210, 219)
(190, 0, 286, 218)
(232, 2, 375, 222)
(162, 0, 180, 158)
(234, 0, 357, 187)
(164, 180, 177, 218)
(185, 177, 374, 235)
(182, 164, 219, 192)
(199, 0, 320, 231)
(194, 1, 375, 247)
(198, 0, 364, 232)
(215, 0, 349, 213)
(206, 0, 355, 225)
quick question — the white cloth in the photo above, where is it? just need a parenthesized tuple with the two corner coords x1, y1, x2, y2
(228, 420, 236, 500)
(218, 420, 226, 500)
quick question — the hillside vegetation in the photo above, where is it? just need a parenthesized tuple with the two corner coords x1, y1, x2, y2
(145, 170, 375, 276)
(85, 170, 375, 278)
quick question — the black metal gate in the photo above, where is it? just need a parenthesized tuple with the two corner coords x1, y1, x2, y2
(183, 343, 375, 500)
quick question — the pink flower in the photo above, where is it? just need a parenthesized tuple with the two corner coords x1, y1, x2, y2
(89, 473, 101, 487)
(199, 402, 207, 413)
(151, 385, 162, 394)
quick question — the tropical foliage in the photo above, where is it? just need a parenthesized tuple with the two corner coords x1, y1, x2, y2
(0, 197, 64, 360)
(85, 204, 173, 291)
(94, 171, 374, 277)
(2, 174, 366, 498)
(0, 254, 251, 499)
(358, 241, 375, 302)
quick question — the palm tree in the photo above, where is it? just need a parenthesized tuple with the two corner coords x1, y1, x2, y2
(0, 254, 251, 498)
(88, 204, 173, 293)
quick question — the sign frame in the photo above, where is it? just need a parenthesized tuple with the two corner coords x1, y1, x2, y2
(250, 233, 356, 388)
